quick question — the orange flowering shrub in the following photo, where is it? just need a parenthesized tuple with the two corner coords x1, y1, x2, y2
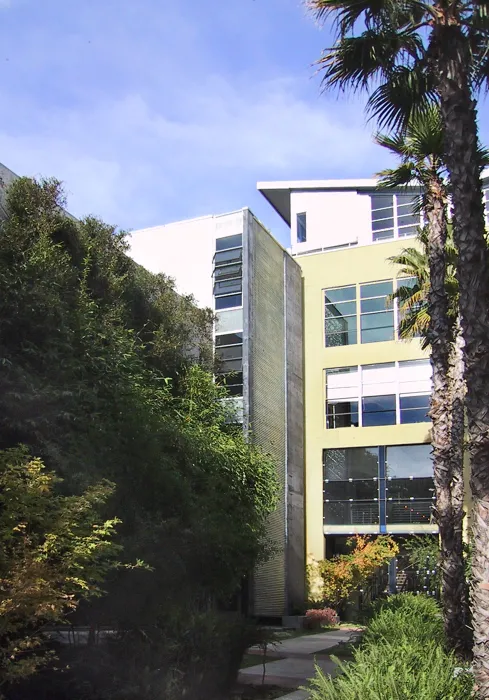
(312, 535, 398, 608)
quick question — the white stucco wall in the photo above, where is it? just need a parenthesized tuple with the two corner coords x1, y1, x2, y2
(290, 190, 372, 255)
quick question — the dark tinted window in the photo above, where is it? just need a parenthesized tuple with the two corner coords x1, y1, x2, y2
(326, 401, 359, 429)
(385, 444, 433, 478)
(400, 394, 430, 423)
(215, 345, 242, 361)
(324, 479, 378, 501)
(216, 234, 242, 251)
(215, 294, 242, 310)
(214, 249, 242, 266)
(362, 395, 396, 426)
(215, 333, 243, 346)
(323, 447, 379, 481)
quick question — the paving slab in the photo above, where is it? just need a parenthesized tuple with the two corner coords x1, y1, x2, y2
(275, 691, 309, 700)
(249, 629, 357, 657)
(238, 656, 339, 689)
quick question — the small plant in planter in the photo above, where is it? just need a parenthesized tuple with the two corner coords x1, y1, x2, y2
(304, 608, 339, 630)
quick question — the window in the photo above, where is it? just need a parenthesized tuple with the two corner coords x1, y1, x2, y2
(215, 293, 242, 310)
(215, 234, 242, 251)
(214, 278, 242, 296)
(385, 444, 433, 478)
(297, 212, 307, 243)
(370, 193, 420, 241)
(214, 248, 242, 266)
(215, 332, 243, 397)
(324, 444, 435, 528)
(400, 394, 430, 423)
(360, 281, 394, 343)
(323, 447, 379, 481)
(362, 394, 396, 426)
(326, 400, 359, 428)
(325, 366, 359, 428)
(324, 286, 357, 346)
(483, 185, 489, 223)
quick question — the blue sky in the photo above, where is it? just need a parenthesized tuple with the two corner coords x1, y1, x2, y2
(0, 0, 488, 247)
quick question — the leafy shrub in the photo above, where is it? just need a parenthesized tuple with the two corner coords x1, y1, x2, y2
(310, 536, 398, 607)
(308, 639, 473, 700)
(363, 593, 444, 647)
(306, 594, 473, 700)
(304, 608, 339, 630)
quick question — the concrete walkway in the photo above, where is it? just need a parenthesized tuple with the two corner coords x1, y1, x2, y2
(238, 627, 360, 696)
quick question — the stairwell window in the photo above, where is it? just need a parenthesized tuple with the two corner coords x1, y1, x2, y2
(297, 212, 307, 243)
(360, 280, 394, 343)
(324, 285, 357, 346)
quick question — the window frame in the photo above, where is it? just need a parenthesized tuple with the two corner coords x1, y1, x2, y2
(324, 285, 358, 347)
(297, 212, 307, 243)
(370, 192, 421, 242)
(360, 280, 394, 344)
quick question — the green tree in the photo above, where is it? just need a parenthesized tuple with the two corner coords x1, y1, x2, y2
(0, 447, 122, 690)
(375, 107, 470, 653)
(309, 2, 489, 680)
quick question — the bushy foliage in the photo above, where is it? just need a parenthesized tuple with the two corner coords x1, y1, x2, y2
(307, 594, 473, 700)
(0, 177, 278, 696)
(310, 536, 398, 608)
(304, 608, 339, 630)
(0, 447, 122, 684)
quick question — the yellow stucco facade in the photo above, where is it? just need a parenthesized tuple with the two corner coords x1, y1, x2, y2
(297, 239, 432, 562)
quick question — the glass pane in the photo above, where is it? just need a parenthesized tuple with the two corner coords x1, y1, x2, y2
(373, 229, 394, 241)
(215, 332, 243, 346)
(400, 394, 430, 410)
(397, 213, 420, 228)
(217, 371, 243, 387)
(362, 395, 396, 426)
(215, 308, 243, 334)
(372, 207, 394, 222)
(400, 408, 431, 424)
(396, 194, 418, 208)
(214, 263, 242, 280)
(325, 286, 356, 303)
(361, 326, 395, 343)
(386, 477, 435, 500)
(324, 447, 379, 481)
(372, 217, 395, 232)
(361, 281, 393, 299)
(214, 249, 243, 266)
(326, 315, 357, 334)
(218, 358, 242, 372)
(324, 479, 378, 501)
(326, 401, 359, 429)
(361, 311, 394, 330)
(386, 500, 434, 524)
(371, 194, 393, 211)
(325, 300, 357, 317)
(216, 234, 242, 251)
(363, 395, 396, 412)
(324, 500, 379, 525)
(226, 384, 243, 397)
(361, 297, 392, 313)
(326, 330, 357, 347)
(215, 294, 242, 310)
(214, 279, 242, 296)
(386, 444, 433, 478)
(398, 226, 418, 237)
(297, 212, 307, 243)
(215, 345, 242, 361)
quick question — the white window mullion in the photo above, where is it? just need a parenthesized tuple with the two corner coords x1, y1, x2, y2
(393, 194, 399, 239)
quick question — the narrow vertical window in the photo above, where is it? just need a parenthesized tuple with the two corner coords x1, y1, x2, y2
(297, 212, 307, 243)
(324, 285, 357, 346)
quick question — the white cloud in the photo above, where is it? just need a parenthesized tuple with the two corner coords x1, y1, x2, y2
(0, 74, 386, 234)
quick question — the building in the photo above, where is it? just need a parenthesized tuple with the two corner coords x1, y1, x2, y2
(258, 178, 439, 574)
(129, 209, 305, 617)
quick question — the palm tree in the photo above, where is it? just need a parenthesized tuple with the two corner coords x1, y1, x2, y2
(376, 107, 470, 654)
(309, 1, 489, 683)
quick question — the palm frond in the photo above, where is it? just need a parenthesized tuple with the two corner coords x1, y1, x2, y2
(377, 162, 418, 188)
(367, 66, 436, 131)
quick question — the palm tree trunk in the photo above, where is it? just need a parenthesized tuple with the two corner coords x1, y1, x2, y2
(425, 180, 470, 656)
(446, 323, 471, 654)
(435, 24, 489, 691)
